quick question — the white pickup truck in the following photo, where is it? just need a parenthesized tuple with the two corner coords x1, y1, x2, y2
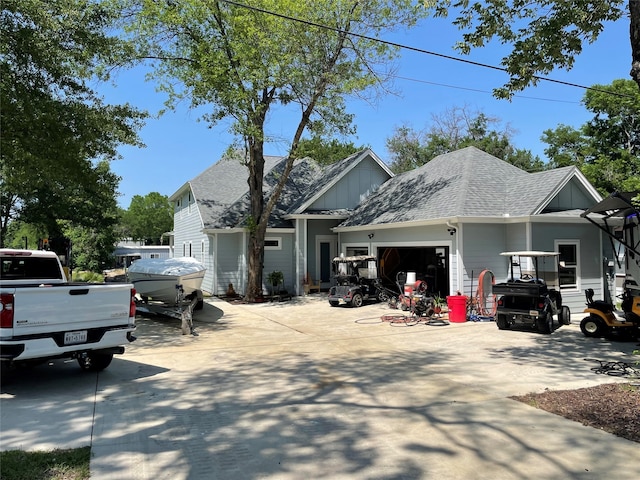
(0, 248, 137, 371)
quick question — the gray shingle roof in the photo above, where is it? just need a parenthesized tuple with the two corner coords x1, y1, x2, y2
(218, 157, 324, 228)
(192, 148, 387, 230)
(338, 146, 576, 227)
(189, 153, 284, 229)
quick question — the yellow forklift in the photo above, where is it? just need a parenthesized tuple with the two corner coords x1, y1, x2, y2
(580, 192, 640, 339)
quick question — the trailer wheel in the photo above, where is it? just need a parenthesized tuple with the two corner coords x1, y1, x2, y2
(536, 312, 552, 334)
(496, 314, 509, 330)
(580, 316, 607, 338)
(77, 352, 113, 372)
(351, 293, 364, 308)
(559, 305, 571, 325)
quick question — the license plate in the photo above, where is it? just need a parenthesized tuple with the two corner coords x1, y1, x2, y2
(64, 330, 87, 345)
(529, 310, 539, 316)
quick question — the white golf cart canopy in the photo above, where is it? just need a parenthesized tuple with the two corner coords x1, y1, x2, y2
(500, 251, 560, 257)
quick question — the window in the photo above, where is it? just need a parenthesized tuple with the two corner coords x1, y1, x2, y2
(556, 241, 580, 290)
(265, 237, 281, 250)
(150, 254, 160, 259)
(346, 247, 368, 257)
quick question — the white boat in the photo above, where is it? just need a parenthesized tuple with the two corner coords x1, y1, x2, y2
(127, 257, 206, 304)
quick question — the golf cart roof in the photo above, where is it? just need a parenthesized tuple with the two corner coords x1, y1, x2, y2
(332, 255, 377, 262)
(581, 191, 639, 218)
(500, 251, 560, 257)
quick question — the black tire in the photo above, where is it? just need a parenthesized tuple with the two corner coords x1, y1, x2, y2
(559, 305, 571, 325)
(536, 312, 552, 334)
(351, 293, 364, 308)
(377, 291, 389, 302)
(580, 316, 607, 338)
(496, 314, 509, 330)
(77, 352, 114, 372)
(329, 300, 339, 307)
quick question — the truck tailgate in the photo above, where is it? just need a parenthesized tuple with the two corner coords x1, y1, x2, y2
(7, 283, 134, 335)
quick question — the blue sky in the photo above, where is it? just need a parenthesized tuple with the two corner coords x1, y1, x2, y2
(98, 14, 632, 208)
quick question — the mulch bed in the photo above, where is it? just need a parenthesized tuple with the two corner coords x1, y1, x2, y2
(511, 383, 640, 443)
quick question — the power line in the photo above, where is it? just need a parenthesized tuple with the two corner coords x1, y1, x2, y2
(392, 75, 580, 104)
(220, 0, 631, 99)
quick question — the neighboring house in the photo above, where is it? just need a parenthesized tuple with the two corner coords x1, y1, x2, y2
(171, 145, 609, 312)
(170, 149, 393, 296)
(113, 239, 171, 268)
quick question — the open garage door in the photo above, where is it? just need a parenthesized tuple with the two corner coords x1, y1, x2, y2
(378, 246, 449, 297)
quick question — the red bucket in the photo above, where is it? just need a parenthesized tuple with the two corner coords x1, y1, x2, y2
(446, 295, 468, 322)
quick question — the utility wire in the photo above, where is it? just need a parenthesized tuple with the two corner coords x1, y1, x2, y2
(220, 0, 632, 100)
(393, 75, 580, 103)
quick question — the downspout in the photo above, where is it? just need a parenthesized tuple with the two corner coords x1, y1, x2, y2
(446, 220, 461, 294)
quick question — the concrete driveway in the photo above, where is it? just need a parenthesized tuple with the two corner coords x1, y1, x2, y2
(1, 296, 638, 479)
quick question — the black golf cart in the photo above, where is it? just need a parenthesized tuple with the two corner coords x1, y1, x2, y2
(493, 251, 571, 333)
(328, 255, 388, 307)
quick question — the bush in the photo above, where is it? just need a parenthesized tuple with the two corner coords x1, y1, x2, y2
(71, 271, 104, 283)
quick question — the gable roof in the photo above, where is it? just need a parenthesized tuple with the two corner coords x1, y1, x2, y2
(337, 146, 596, 228)
(286, 149, 393, 215)
(172, 152, 284, 230)
(181, 148, 393, 231)
(215, 157, 325, 229)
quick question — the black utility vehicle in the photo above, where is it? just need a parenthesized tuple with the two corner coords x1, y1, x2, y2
(493, 251, 571, 333)
(328, 255, 387, 307)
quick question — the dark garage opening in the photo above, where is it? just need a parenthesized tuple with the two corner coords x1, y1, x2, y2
(377, 246, 449, 297)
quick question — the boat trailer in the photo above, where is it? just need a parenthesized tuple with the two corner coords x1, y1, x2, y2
(135, 284, 201, 336)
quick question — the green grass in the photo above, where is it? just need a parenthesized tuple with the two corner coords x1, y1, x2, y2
(0, 447, 90, 480)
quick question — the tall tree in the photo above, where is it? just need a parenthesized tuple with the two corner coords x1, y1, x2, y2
(0, 0, 146, 246)
(430, 1, 640, 97)
(542, 79, 640, 194)
(386, 106, 543, 173)
(121, 192, 173, 245)
(117, 0, 427, 301)
(296, 136, 366, 166)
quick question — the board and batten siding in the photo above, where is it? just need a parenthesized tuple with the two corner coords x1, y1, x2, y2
(309, 157, 387, 211)
(262, 233, 295, 294)
(216, 232, 245, 296)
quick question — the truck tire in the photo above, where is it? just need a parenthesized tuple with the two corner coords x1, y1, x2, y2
(496, 314, 509, 330)
(351, 293, 364, 308)
(580, 316, 608, 338)
(77, 352, 114, 372)
(559, 305, 571, 325)
(536, 312, 552, 334)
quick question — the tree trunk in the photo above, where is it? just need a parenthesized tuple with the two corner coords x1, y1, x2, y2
(631, 0, 640, 90)
(245, 138, 267, 302)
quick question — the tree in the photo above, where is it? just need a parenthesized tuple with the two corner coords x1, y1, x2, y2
(542, 79, 640, 194)
(0, 0, 146, 246)
(295, 136, 366, 166)
(386, 106, 543, 173)
(430, 1, 640, 97)
(121, 192, 173, 245)
(118, 0, 427, 301)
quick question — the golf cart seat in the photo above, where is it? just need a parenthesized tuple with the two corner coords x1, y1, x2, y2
(585, 288, 613, 311)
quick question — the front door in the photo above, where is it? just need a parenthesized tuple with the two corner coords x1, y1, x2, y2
(316, 235, 337, 288)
